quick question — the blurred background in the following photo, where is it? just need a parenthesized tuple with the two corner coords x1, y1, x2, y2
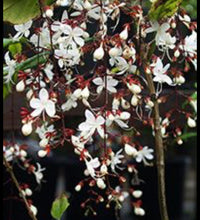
(3, 1, 197, 220)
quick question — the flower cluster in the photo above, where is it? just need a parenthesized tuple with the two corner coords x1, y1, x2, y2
(3, 0, 197, 218)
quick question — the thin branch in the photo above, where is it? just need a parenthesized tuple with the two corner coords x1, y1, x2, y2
(3, 156, 38, 220)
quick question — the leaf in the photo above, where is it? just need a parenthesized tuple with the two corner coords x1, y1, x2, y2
(51, 193, 70, 220)
(3, 0, 56, 24)
(8, 43, 22, 57)
(148, 0, 182, 21)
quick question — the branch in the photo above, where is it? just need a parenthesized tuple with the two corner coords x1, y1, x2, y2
(3, 156, 38, 220)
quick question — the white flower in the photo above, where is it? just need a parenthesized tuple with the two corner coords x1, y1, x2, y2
(33, 163, 46, 184)
(93, 76, 118, 94)
(135, 146, 154, 165)
(78, 110, 105, 138)
(44, 63, 54, 81)
(158, 32, 176, 52)
(3, 52, 16, 84)
(30, 88, 56, 117)
(152, 58, 172, 85)
(145, 21, 170, 46)
(179, 31, 197, 57)
(85, 157, 100, 178)
(107, 111, 130, 129)
(110, 56, 137, 75)
(14, 20, 33, 39)
(110, 149, 124, 173)
(35, 122, 55, 140)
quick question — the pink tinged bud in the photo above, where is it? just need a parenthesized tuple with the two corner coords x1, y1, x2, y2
(134, 207, 145, 216)
(128, 83, 141, 94)
(20, 149, 27, 157)
(38, 150, 48, 158)
(45, 9, 54, 18)
(132, 190, 143, 198)
(93, 44, 105, 61)
(22, 122, 33, 136)
(16, 80, 25, 92)
(187, 117, 196, 128)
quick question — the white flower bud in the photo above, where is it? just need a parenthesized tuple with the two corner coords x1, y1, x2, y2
(120, 27, 128, 40)
(123, 47, 135, 59)
(16, 80, 25, 92)
(109, 47, 121, 57)
(187, 117, 196, 128)
(120, 112, 130, 120)
(112, 98, 120, 110)
(125, 144, 138, 156)
(108, 113, 115, 121)
(177, 138, 183, 145)
(147, 100, 154, 108)
(22, 122, 33, 136)
(100, 164, 108, 174)
(73, 89, 82, 99)
(119, 195, 125, 202)
(83, 31, 89, 39)
(45, 9, 54, 18)
(30, 205, 38, 216)
(93, 44, 105, 61)
(84, 0, 92, 10)
(75, 184, 82, 192)
(97, 178, 106, 189)
(174, 49, 180, 58)
(171, 22, 176, 29)
(80, 22, 87, 30)
(162, 118, 169, 126)
(38, 150, 47, 158)
(25, 188, 33, 196)
(20, 149, 27, 158)
(128, 83, 141, 94)
(84, 169, 90, 176)
(174, 75, 185, 85)
(39, 138, 49, 148)
(81, 87, 90, 99)
(131, 95, 139, 106)
(134, 207, 145, 216)
(132, 190, 143, 198)
(26, 89, 33, 100)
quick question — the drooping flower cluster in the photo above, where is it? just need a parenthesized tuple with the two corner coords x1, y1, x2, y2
(3, 0, 197, 218)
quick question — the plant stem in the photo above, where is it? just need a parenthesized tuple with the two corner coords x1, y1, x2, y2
(144, 71, 169, 220)
(3, 156, 38, 220)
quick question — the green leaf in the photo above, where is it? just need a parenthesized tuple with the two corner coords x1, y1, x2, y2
(148, 0, 182, 21)
(51, 193, 70, 220)
(3, 0, 56, 24)
(3, 83, 12, 99)
(8, 43, 22, 57)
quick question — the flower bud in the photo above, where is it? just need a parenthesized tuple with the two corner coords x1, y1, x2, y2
(177, 138, 183, 145)
(121, 98, 130, 109)
(20, 149, 27, 158)
(131, 95, 139, 106)
(30, 205, 38, 216)
(75, 184, 82, 192)
(187, 117, 196, 128)
(84, 0, 92, 10)
(25, 188, 33, 196)
(16, 80, 25, 92)
(100, 164, 108, 174)
(125, 144, 138, 156)
(38, 150, 47, 158)
(22, 122, 33, 136)
(39, 138, 49, 148)
(93, 44, 105, 61)
(26, 89, 33, 100)
(132, 190, 143, 198)
(81, 87, 90, 99)
(120, 27, 128, 40)
(96, 178, 106, 189)
(134, 207, 145, 216)
(109, 47, 121, 57)
(128, 83, 141, 94)
(45, 9, 54, 18)
(119, 195, 125, 202)
(174, 49, 180, 58)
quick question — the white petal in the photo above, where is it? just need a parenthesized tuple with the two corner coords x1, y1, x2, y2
(45, 101, 56, 117)
(74, 36, 84, 46)
(93, 77, 103, 85)
(85, 110, 95, 123)
(39, 88, 49, 102)
(30, 98, 41, 109)
(31, 107, 43, 117)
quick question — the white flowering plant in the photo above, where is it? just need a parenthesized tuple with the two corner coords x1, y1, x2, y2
(3, 0, 197, 220)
